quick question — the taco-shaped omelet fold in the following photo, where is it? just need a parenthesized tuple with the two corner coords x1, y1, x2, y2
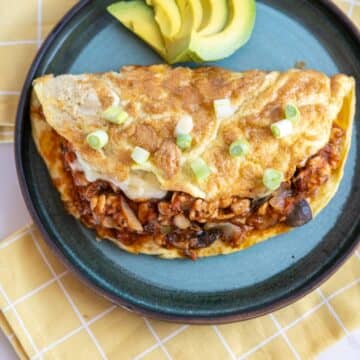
(31, 65, 355, 258)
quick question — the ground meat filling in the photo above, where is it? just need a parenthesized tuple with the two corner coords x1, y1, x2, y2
(60, 125, 345, 257)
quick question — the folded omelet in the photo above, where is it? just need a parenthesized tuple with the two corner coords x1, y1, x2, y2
(31, 65, 355, 258)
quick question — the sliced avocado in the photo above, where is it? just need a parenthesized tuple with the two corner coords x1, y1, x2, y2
(107, 1, 167, 59)
(172, 0, 203, 34)
(167, 0, 198, 63)
(168, 0, 256, 63)
(145, 0, 181, 38)
(144, 0, 192, 62)
(189, 0, 204, 32)
(191, 0, 256, 61)
(198, 0, 228, 36)
(193, 0, 256, 61)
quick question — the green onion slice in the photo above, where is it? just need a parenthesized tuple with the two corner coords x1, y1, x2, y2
(263, 168, 284, 191)
(175, 115, 193, 136)
(131, 146, 150, 164)
(86, 130, 109, 150)
(190, 158, 212, 181)
(271, 119, 293, 138)
(102, 106, 128, 125)
(213, 98, 235, 119)
(176, 134, 192, 150)
(229, 139, 250, 158)
(284, 103, 300, 123)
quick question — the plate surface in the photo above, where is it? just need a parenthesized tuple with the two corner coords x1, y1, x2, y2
(16, 0, 360, 323)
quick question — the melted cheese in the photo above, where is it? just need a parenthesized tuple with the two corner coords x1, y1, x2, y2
(71, 153, 167, 200)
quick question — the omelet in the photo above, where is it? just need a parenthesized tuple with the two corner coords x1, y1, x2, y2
(31, 65, 355, 258)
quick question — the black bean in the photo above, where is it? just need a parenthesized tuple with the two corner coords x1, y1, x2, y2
(251, 196, 271, 211)
(285, 199, 313, 227)
(191, 229, 222, 249)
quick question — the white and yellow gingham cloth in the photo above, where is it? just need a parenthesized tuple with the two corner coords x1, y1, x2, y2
(0, 225, 359, 359)
(0, 1, 360, 359)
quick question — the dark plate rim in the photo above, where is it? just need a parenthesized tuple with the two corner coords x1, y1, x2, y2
(15, 0, 360, 324)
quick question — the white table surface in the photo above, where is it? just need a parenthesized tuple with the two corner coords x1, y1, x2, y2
(1, 142, 359, 359)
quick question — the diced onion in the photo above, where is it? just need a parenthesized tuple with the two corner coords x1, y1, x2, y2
(120, 197, 143, 232)
(86, 130, 109, 150)
(173, 214, 191, 229)
(285, 103, 300, 123)
(213, 98, 235, 119)
(190, 158, 211, 181)
(176, 134, 192, 150)
(229, 139, 250, 158)
(102, 106, 128, 125)
(175, 115, 193, 136)
(205, 222, 241, 240)
(263, 168, 283, 191)
(271, 119, 293, 138)
(131, 146, 150, 164)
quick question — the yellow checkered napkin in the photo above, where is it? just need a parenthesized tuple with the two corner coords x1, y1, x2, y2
(0, 225, 359, 359)
(0, 0, 360, 358)
(0, 0, 78, 143)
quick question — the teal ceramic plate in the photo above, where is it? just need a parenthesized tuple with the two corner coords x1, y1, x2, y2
(16, 0, 360, 323)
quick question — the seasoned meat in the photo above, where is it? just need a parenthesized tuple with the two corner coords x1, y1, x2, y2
(60, 124, 344, 258)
